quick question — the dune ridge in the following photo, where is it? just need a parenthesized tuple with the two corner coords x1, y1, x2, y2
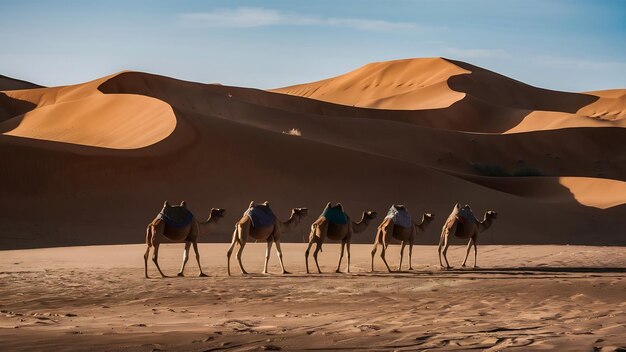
(0, 58, 625, 248)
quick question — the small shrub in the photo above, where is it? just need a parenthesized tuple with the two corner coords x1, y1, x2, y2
(282, 128, 301, 137)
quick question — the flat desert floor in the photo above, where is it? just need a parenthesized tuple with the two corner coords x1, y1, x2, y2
(1, 244, 625, 351)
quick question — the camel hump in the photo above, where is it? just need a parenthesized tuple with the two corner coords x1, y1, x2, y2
(321, 204, 348, 225)
(158, 204, 193, 229)
(386, 205, 411, 228)
(245, 204, 276, 228)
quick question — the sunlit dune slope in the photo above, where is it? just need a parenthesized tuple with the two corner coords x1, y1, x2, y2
(272, 58, 469, 109)
(1, 74, 175, 149)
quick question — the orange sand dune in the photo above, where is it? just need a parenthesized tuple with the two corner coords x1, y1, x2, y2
(1, 74, 175, 149)
(273, 57, 626, 133)
(272, 58, 469, 109)
(0, 58, 625, 249)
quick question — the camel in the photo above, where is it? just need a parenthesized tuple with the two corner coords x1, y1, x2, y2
(227, 201, 308, 276)
(144, 201, 225, 278)
(438, 203, 498, 269)
(305, 203, 377, 274)
(371, 205, 435, 272)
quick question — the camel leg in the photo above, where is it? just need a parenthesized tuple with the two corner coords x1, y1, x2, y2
(275, 240, 289, 274)
(461, 238, 473, 267)
(226, 227, 238, 276)
(398, 241, 406, 271)
(144, 245, 151, 278)
(304, 238, 315, 274)
(152, 243, 167, 278)
(313, 242, 322, 274)
(370, 241, 378, 272)
(437, 233, 445, 268)
(236, 240, 248, 275)
(263, 239, 273, 274)
(473, 236, 478, 269)
(380, 242, 392, 273)
(346, 241, 352, 273)
(335, 240, 346, 273)
(408, 239, 415, 269)
(177, 242, 191, 277)
(192, 242, 207, 277)
(441, 234, 452, 269)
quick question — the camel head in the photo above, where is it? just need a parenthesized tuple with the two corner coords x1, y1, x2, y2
(363, 210, 377, 221)
(292, 207, 308, 219)
(421, 212, 435, 228)
(210, 208, 226, 220)
(485, 210, 498, 220)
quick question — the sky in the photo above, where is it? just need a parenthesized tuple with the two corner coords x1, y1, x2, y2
(0, 0, 625, 91)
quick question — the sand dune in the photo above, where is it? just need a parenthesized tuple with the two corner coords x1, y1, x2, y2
(272, 57, 469, 109)
(0, 58, 625, 249)
(273, 57, 626, 133)
(1, 73, 175, 148)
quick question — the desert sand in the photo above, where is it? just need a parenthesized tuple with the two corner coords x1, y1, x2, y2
(1, 58, 625, 249)
(1, 243, 625, 351)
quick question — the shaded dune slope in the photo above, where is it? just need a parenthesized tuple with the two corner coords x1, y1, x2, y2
(1, 59, 625, 248)
(0, 75, 43, 91)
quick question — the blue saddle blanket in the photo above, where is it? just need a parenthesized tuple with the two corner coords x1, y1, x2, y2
(246, 205, 276, 228)
(456, 205, 477, 224)
(321, 204, 348, 225)
(157, 206, 193, 228)
(385, 205, 412, 228)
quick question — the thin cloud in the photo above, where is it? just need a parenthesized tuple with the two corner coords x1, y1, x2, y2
(444, 48, 510, 59)
(179, 7, 420, 31)
(533, 55, 626, 70)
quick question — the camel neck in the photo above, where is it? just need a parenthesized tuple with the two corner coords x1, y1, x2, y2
(478, 214, 494, 232)
(281, 212, 300, 232)
(352, 213, 370, 234)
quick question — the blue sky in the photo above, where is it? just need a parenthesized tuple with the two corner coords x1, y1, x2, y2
(0, 0, 624, 91)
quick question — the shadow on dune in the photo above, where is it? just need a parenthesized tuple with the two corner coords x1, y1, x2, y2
(444, 58, 599, 112)
(0, 92, 36, 125)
